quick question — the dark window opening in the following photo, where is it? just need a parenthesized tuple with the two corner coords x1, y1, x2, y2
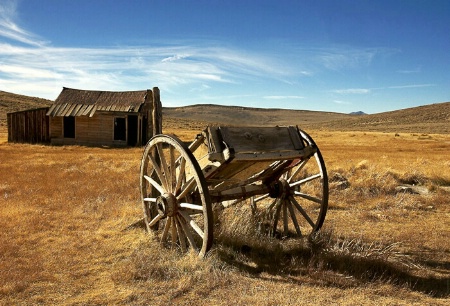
(127, 115, 138, 146)
(63, 116, 75, 138)
(114, 117, 126, 141)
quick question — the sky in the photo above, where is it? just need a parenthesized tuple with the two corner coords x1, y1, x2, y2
(0, 0, 449, 114)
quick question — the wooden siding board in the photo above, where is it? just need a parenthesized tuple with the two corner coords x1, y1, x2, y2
(7, 108, 50, 143)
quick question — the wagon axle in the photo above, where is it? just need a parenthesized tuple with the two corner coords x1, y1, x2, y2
(268, 178, 294, 199)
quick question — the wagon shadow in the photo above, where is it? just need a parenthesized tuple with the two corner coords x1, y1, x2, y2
(214, 237, 450, 298)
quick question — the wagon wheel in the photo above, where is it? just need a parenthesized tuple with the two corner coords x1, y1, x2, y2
(140, 134, 213, 257)
(254, 129, 328, 239)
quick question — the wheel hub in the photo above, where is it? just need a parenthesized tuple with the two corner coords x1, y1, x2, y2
(156, 193, 178, 217)
(269, 178, 291, 199)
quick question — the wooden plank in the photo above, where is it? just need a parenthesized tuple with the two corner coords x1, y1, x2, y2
(206, 127, 224, 153)
(152, 87, 162, 135)
(218, 126, 297, 153)
(287, 126, 304, 149)
(88, 105, 98, 117)
(82, 105, 94, 116)
(70, 104, 83, 116)
(63, 104, 77, 116)
(232, 146, 314, 161)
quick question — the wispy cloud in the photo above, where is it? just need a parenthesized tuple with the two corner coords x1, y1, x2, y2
(161, 54, 190, 62)
(332, 84, 436, 96)
(263, 95, 305, 100)
(387, 84, 435, 89)
(333, 100, 351, 104)
(2, 3, 331, 103)
(0, 1, 301, 100)
(333, 88, 371, 94)
(396, 67, 421, 74)
(0, 0, 47, 47)
(314, 47, 393, 71)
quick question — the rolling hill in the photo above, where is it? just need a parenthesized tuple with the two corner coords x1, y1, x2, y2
(163, 102, 450, 134)
(1, 90, 448, 134)
(0, 90, 52, 130)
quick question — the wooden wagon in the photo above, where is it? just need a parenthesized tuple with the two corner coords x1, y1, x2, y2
(140, 126, 328, 257)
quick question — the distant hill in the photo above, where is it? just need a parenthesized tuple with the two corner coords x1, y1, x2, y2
(163, 102, 449, 134)
(0, 90, 448, 134)
(0, 90, 52, 113)
(316, 102, 449, 134)
(163, 104, 350, 127)
(0, 90, 52, 129)
(349, 111, 367, 116)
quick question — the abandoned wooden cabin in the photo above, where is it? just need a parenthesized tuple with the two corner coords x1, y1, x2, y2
(7, 86, 162, 146)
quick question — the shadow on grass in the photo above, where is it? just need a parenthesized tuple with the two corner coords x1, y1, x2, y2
(125, 217, 449, 297)
(214, 234, 450, 298)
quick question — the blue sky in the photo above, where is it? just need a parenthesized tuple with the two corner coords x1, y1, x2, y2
(0, 0, 448, 114)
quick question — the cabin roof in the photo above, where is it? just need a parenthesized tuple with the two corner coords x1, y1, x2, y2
(46, 87, 149, 117)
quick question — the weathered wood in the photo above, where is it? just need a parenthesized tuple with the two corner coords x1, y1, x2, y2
(140, 125, 329, 257)
(7, 108, 50, 144)
(191, 126, 315, 189)
(152, 87, 162, 136)
(218, 126, 303, 153)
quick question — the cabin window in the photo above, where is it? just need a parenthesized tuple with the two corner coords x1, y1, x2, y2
(63, 116, 75, 138)
(114, 117, 126, 141)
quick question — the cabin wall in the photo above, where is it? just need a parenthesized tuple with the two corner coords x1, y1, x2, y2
(50, 112, 143, 146)
(7, 108, 50, 144)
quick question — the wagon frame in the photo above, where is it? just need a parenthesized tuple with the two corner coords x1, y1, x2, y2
(140, 125, 328, 257)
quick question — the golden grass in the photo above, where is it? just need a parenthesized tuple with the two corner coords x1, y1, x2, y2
(0, 129, 449, 305)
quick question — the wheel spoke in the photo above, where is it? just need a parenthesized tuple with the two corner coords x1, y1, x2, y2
(171, 217, 178, 249)
(175, 216, 187, 252)
(161, 217, 172, 242)
(143, 197, 157, 202)
(143, 175, 165, 195)
(283, 200, 289, 237)
(156, 143, 170, 191)
(169, 145, 176, 193)
(179, 202, 203, 211)
(148, 214, 163, 228)
(147, 149, 169, 191)
(254, 193, 270, 203)
(272, 198, 282, 233)
(290, 173, 322, 188)
(294, 191, 322, 204)
(287, 200, 302, 236)
(287, 158, 310, 183)
(177, 178, 196, 201)
(266, 198, 277, 212)
(177, 215, 198, 252)
(290, 196, 315, 228)
(174, 158, 186, 196)
(179, 210, 204, 239)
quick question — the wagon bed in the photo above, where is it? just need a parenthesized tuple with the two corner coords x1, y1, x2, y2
(140, 125, 328, 257)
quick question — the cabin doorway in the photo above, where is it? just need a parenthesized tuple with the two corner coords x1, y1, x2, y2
(63, 116, 75, 138)
(127, 115, 138, 146)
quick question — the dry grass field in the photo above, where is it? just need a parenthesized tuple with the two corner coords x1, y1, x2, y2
(1, 92, 449, 305)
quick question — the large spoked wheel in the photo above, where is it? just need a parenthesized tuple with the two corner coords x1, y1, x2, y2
(253, 129, 328, 239)
(140, 134, 213, 257)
